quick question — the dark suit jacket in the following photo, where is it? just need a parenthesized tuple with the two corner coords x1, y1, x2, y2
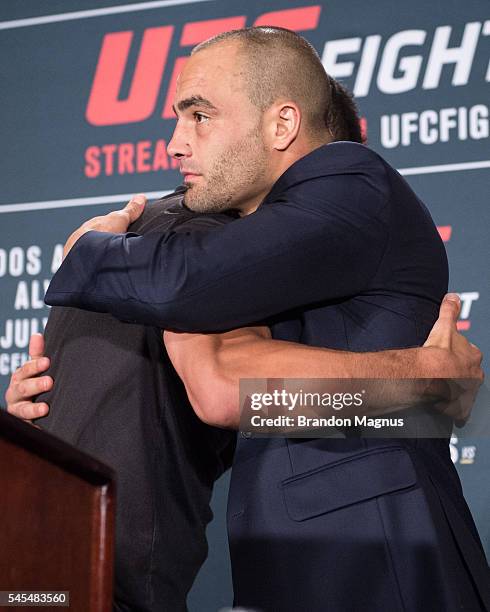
(46, 142, 490, 611)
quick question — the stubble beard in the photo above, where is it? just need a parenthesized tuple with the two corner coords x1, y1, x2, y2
(183, 128, 269, 214)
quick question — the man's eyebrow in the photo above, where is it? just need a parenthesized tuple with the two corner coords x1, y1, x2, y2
(174, 96, 218, 113)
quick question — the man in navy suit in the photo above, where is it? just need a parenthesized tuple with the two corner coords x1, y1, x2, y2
(43, 27, 489, 611)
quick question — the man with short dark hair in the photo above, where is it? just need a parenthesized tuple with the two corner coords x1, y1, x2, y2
(10, 27, 489, 612)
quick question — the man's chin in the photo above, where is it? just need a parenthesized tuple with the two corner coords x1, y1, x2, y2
(182, 184, 236, 214)
(182, 189, 201, 212)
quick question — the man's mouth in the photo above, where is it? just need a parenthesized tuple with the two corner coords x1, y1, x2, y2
(182, 172, 202, 183)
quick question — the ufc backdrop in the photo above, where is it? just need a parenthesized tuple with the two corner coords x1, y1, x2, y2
(0, 0, 489, 608)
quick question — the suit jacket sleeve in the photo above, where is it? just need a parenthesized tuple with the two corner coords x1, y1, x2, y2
(45, 172, 389, 331)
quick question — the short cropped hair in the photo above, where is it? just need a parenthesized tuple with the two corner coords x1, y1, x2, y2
(193, 27, 363, 144)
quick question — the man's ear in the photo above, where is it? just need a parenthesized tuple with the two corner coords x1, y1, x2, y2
(264, 102, 302, 151)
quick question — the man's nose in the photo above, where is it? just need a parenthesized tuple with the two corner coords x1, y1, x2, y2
(167, 125, 191, 159)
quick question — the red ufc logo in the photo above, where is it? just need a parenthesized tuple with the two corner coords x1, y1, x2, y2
(86, 6, 321, 126)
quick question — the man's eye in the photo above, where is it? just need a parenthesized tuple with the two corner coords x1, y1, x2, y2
(194, 112, 209, 124)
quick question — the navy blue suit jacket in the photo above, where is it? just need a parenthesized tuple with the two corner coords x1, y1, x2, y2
(46, 142, 489, 611)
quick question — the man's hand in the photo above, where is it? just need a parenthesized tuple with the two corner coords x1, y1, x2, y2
(423, 293, 483, 379)
(5, 333, 53, 423)
(422, 293, 484, 425)
(63, 194, 147, 258)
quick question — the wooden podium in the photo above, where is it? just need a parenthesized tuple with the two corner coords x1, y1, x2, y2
(0, 409, 115, 611)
